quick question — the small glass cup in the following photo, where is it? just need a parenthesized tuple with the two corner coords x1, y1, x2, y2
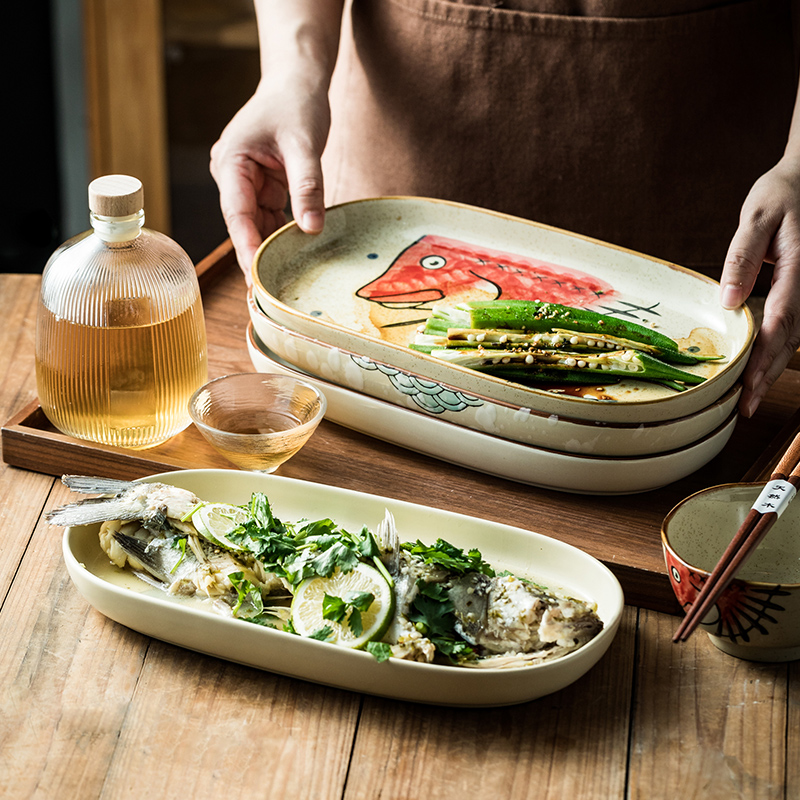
(188, 373, 327, 473)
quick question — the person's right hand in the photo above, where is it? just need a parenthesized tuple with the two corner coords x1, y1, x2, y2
(719, 154, 800, 418)
(210, 74, 332, 283)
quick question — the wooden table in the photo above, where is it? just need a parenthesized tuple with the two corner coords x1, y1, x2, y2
(2, 246, 799, 799)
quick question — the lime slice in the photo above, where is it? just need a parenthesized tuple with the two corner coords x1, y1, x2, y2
(192, 503, 249, 550)
(291, 562, 395, 649)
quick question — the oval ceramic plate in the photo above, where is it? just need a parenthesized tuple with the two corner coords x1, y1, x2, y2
(247, 323, 739, 495)
(253, 197, 754, 423)
(62, 469, 624, 707)
(248, 290, 742, 458)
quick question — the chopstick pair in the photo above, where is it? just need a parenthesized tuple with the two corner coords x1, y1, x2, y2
(672, 431, 800, 643)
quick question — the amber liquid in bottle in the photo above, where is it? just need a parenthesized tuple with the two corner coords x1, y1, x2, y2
(36, 296, 208, 449)
(36, 176, 208, 450)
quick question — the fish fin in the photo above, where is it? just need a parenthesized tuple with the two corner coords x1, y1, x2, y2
(113, 531, 197, 585)
(61, 475, 134, 496)
(376, 509, 400, 574)
(46, 498, 149, 527)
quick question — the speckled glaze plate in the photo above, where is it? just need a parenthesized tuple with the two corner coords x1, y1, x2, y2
(247, 323, 739, 496)
(248, 290, 742, 458)
(62, 469, 624, 707)
(253, 197, 754, 424)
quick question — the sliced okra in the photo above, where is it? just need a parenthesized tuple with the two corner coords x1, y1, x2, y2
(424, 300, 723, 365)
(418, 327, 663, 357)
(426, 347, 706, 390)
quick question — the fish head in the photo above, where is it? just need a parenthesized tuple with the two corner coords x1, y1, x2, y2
(355, 234, 616, 309)
(665, 549, 706, 612)
(355, 235, 500, 308)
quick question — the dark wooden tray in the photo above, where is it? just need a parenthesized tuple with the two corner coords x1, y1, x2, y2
(6, 239, 800, 614)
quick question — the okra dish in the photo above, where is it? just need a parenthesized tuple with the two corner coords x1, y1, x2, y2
(412, 300, 724, 392)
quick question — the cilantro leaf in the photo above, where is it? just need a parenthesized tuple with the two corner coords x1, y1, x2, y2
(403, 579, 478, 663)
(249, 492, 288, 533)
(402, 539, 495, 576)
(408, 594, 454, 639)
(417, 581, 450, 602)
(356, 527, 380, 559)
(322, 591, 374, 637)
(227, 495, 385, 587)
(296, 518, 339, 539)
(229, 571, 264, 616)
(310, 626, 334, 641)
(365, 641, 393, 662)
(345, 590, 376, 611)
(310, 541, 360, 577)
(241, 614, 278, 628)
(348, 608, 364, 637)
(430, 636, 476, 664)
(219, 493, 300, 580)
(322, 594, 348, 623)
(169, 537, 187, 573)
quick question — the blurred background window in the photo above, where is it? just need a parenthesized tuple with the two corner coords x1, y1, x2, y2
(3, 0, 257, 273)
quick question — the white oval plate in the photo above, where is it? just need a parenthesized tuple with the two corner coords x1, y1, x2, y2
(253, 197, 754, 423)
(62, 469, 624, 707)
(247, 323, 739, 495)
(249, 290, 741, 457)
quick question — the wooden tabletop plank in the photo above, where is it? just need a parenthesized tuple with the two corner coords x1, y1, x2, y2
(788, 661, 800, 799)
(0, 466, 56, 605)
(0, 274, 39, 424)
(104, 646, 361, 797)
(343, 606, 637, 800)
(0, 480, 148, 799)
(628, 609, 787, 799)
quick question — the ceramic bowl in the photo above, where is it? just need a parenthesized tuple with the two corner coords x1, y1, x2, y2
(247, 322, 738, 495)
(253, 196, 754, 424)
(248, 290, 741, 458)
(188, 373, 326, 473)
(662, 483, 800, 662)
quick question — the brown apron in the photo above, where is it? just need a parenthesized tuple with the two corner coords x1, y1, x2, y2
(322, 0, 798, 278)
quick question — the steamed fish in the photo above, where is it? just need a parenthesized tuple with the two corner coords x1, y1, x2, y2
(375, 510, 603, 668)
(47, 475, 603, 667)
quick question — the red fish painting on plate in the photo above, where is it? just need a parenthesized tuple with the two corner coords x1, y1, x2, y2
(356, 234, 616, 309)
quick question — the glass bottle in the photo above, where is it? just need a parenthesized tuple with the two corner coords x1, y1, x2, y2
(35, 174, 209, 449)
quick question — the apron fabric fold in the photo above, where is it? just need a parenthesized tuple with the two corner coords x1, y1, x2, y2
(322, 0, 798, 277)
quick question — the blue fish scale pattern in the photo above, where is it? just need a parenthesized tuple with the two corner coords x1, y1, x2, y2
(351, 356, 483, 414)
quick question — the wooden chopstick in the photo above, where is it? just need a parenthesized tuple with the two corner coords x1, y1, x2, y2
(672, 431, 800, 643)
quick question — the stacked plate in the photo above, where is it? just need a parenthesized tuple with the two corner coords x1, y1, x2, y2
(247, 197, 755, 495)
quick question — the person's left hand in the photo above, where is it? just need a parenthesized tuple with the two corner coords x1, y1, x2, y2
(719, 155, 800, 417)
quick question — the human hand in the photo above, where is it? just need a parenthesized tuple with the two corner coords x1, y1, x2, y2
(210, 77, 331, 284)
(720, 156, 800, 417)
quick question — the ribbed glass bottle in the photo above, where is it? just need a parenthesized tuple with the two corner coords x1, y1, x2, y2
(36, 175, 209, 449)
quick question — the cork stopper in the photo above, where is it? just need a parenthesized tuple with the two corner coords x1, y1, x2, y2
(88, 175, 144, 217)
